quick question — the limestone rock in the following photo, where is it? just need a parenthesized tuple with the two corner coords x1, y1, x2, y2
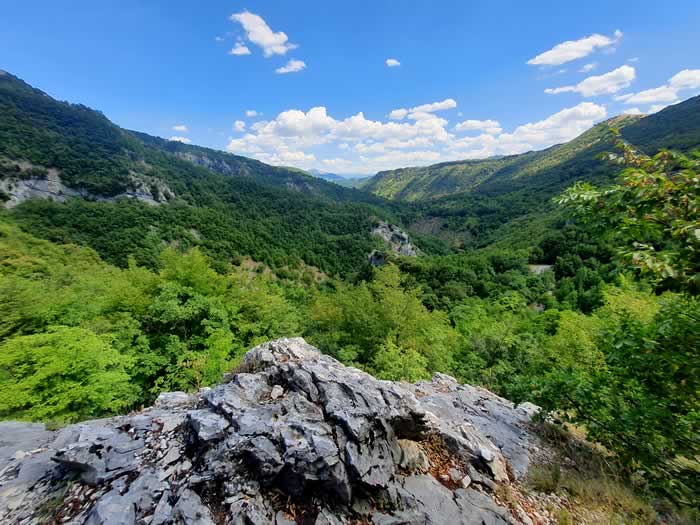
(188, 409, 230, 442)
(0, 337, 542, 524)
(370, 221, 419, 259)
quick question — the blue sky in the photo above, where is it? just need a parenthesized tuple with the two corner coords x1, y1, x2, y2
(2, 1, 699, 175)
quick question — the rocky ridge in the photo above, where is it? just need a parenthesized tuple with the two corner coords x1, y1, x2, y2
(0, 338, 546, 524)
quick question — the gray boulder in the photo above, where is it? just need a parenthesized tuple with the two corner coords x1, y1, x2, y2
(0, 338, 544, 524)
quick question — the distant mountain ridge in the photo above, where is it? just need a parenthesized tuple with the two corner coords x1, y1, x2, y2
(308, 168, 371, 188)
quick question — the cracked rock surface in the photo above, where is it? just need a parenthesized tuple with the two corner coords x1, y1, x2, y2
(0, 338, 543, 524)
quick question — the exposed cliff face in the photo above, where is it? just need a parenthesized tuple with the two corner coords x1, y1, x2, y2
(175, 152, 317, 195)
(0, 165, 174, 209)
(0, 338, 545, 524)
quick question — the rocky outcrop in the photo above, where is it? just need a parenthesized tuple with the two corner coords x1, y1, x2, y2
(0, 338, 544, 524)
(369, 222, 419, 265)
(175, 152, 244, 178)
(0, 169, 83, 208)
(1, 167, 174, 209)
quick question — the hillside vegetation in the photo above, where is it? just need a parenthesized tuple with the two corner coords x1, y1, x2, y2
(0, 72, 698, 516)
(0, 71, 413, 276)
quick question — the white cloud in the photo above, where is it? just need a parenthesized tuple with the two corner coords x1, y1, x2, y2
(545, 65, 635, 97)
(494, 102, 607, 152)
(388, 109, 408, 120)
(172, 124, 188, 132)
(455, 119, 502, 135)
(234, 120, 246, 132)
(225, 100, 608, 174)
(169, 136, 192, 144)
(622, 107, 643, 115)
(615, 86, 679, 105)
(245, 110, 258, 118)
(410, 98, 457, 113)
(215, 36, 225, 42)
(275, 59, 306, 74)
(669, 69, 700, 90)
(615, 68, 700, 106)
(230, 43, 251, 56)
(389, 98, 457, 121)
(322, 157, 353, 169)
(527, 30, 622, 66)
(579, 62, 597, 73)
(230, 11, 297, 57)
(385, 58, 401, 67)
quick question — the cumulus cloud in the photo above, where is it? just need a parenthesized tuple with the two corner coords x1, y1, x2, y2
(616, 86, 679, 105)
(322, 157, 354, 169)
(276, 59, 306, 74)
(234, 120, 246, 132)
(481, 102, 607, 154)
(385, 58, 401, 67)
(230, 11, 297, 57)
(545, 65, 635, 97)
(623, 107, 643, 115)
(226, 100, 607, 174)
(169, 136, 192, 144)
(669, 69, 700, 90)
(389, 98, 457, 121)
(411, 99, 458, 113)
(528, 30, 622, 66)
(230, 43, 251, 56)
(454, 119, 502, 135)
(245, 110, 258, 118)
(615, 68, 700, 106)
(172, 124, 188, 132)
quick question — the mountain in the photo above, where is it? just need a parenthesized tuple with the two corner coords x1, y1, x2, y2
(362, 97, 700, 248)
(620, 95, 700, 152)
(362, 115, 635, 202)
(364, 97, 700, 204)
(0, 70, 384, 206)
(308, 168, 346, 183)
(0, 71, 415, 276)
(309, 168, 372, 188)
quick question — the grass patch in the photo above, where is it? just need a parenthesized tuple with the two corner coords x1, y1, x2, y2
(526, 422, 698, 524)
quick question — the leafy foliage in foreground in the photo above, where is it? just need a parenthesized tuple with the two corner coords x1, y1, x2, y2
(559, 142, 700, 293)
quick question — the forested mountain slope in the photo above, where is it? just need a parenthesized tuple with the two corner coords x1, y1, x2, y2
(363, 96, 700, 203)
(367, 97, 700, 249)
(0, 71, 414, 275)
(621, 94, 700, 152)
(0, 70, 382, 205)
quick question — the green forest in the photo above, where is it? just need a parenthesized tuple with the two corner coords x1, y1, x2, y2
(0, 71, 698, 517)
